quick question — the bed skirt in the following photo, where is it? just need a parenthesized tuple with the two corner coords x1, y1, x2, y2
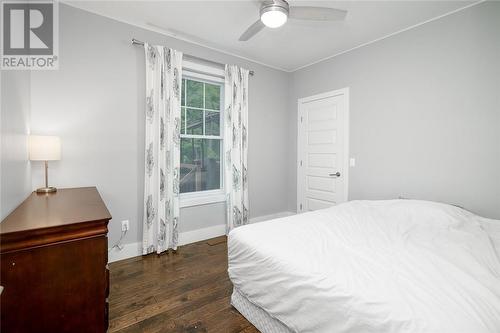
(231, 288, 293, 333)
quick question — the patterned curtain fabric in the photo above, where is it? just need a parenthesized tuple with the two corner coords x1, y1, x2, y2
(224, 65, 250, 232)
(142, 44, 183, 254)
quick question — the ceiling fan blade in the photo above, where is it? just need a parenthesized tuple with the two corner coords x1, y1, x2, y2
(289, 6, 347, 21)
(239, 20, 265, 41)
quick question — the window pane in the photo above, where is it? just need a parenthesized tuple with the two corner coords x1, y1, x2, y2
(205, 83, 220, 110)
(180, 138, 221, 193)
(205, 111, 220, 136)
(186, 79, 203, 108)
(181, 107, 186, 134)
(181, 79, 186, 106)
(186, 109, 203, 135)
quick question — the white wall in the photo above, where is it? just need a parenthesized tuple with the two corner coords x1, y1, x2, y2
(289, 1, 500, 218)
(29, 4, 291, 246)
(1, 71, 32, 220)
(4, 1, 498, 248)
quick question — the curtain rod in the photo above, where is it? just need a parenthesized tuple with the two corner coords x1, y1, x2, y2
(132, 38, 255, 76)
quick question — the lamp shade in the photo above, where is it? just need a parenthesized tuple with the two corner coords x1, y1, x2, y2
(29, 135, 61, 161)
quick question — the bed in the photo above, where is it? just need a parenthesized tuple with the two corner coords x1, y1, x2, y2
(228, 200, 500, 333)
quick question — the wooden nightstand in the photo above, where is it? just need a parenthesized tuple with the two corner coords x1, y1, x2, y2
(0, 187, 111, 333)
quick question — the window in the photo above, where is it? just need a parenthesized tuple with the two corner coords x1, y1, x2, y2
(180, 72, 225, 207)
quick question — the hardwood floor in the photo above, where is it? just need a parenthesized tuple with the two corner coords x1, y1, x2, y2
(108, 236, 259, 333)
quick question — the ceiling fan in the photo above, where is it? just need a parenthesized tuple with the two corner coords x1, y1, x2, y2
(239, 0, 347, 41)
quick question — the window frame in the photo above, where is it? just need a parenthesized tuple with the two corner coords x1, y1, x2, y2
(180, 65, 225, 208)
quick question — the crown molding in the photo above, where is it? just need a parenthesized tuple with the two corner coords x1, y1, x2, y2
(60, 1, 289, 72)
(293, 0, 485, 72)
(62, 0, 485, 73)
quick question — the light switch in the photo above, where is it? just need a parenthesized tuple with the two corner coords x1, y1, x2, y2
(349, 158, 356, 167)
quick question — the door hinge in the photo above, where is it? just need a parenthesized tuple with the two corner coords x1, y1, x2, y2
(300, 116, 303, 123)
(300, 160, 303, 167)
(300, 203, 303, 210)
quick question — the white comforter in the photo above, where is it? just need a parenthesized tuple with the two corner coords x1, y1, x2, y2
(228, 200, 500, 333)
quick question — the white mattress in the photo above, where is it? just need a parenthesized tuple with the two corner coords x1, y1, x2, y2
(228, 200, 500, 333)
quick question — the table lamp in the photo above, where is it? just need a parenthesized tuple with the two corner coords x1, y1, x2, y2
(29, 135, 61, 193)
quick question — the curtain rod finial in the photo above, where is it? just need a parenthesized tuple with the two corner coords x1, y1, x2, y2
(132, 38, 144, 46)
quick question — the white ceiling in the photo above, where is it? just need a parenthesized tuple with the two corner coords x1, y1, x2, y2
(65, 1, 479, 72)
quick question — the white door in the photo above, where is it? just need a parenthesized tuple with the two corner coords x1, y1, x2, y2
(297, 88, 349, 212)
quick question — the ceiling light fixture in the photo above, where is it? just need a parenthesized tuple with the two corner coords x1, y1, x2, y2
(260, 0, 289, 28)
(239, 0, 347, 42)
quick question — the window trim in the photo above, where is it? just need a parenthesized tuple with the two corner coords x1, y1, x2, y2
(183, 59, 225, 82)
(180, 67, 225, 208)
(180, 189, 226, 208)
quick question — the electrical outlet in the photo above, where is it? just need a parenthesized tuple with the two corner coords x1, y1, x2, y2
(121, 220, 130, 232)
(349, 158, 356, 167)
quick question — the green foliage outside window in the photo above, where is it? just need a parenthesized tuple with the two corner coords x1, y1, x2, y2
(180, 78, 223, 193)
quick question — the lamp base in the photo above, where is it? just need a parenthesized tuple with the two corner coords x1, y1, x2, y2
(36, 187, 57, 194)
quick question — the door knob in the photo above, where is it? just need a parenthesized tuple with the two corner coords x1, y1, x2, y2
(329, 172, 341, 177)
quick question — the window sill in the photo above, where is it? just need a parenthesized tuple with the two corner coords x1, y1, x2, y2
(180, 190, 226, 208)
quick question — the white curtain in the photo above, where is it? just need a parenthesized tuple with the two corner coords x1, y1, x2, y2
(224, 65, 250, 232)
(142, 44, 183, 254)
